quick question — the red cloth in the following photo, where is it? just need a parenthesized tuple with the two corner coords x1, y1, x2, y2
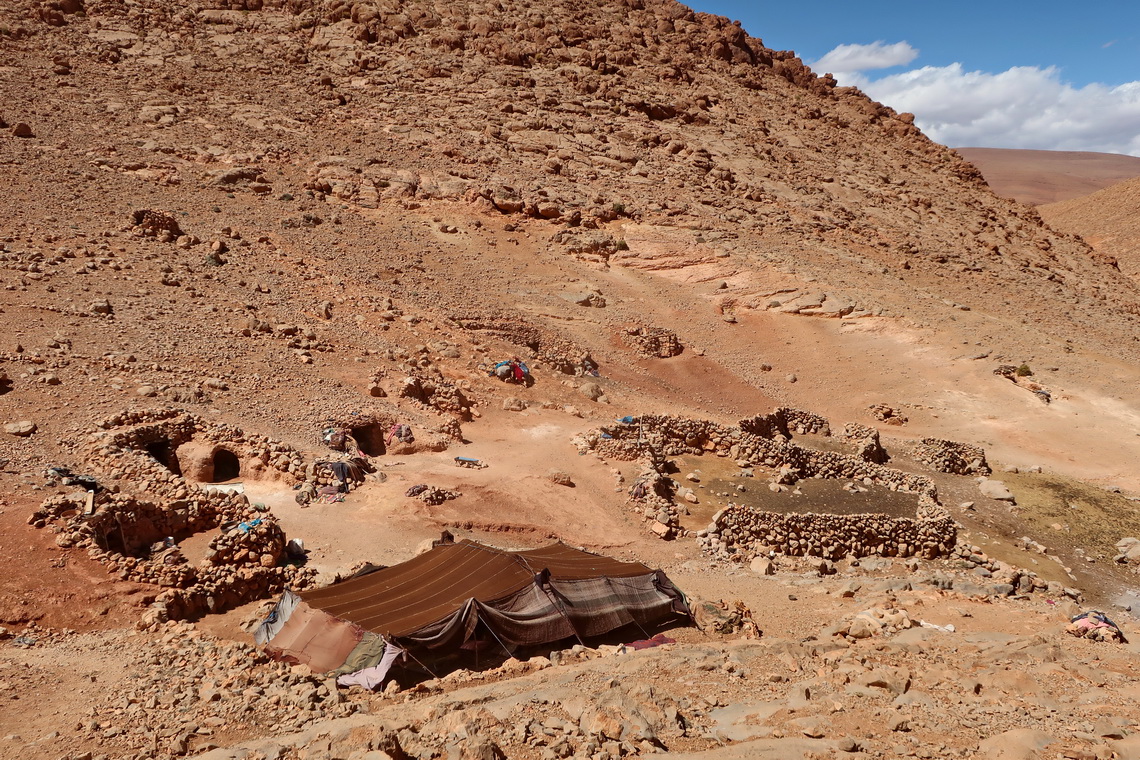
(626, 633, 674, 650)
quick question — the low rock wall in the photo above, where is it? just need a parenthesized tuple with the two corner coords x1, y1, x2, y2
(704, 502, 957, 560)
(576, 408, 976, 556)
(913, 438, 990, 475)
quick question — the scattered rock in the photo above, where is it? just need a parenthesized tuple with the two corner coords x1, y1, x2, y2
(978, 479, 1016, 502)
(547, 470, 573, 487)
(4, 420, 36, 436)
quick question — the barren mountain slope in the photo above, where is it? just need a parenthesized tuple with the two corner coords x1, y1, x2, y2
(959, 147, 1140, 206)
(0, 0, 1138, 461)
(1040, 176, 1140, 281)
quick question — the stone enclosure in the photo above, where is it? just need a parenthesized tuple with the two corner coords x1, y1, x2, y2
(575, 407, 966, 560)
(31, 408, 320, 625)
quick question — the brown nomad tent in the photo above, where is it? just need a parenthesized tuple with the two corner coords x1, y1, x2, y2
(256, 540, 689, 674)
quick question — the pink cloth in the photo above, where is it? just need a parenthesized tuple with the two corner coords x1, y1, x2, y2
(1074, 617, 1112, 631)
(336, 643, 402, 690)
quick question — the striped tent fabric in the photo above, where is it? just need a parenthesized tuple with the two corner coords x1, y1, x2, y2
(260, 540, 689, 671)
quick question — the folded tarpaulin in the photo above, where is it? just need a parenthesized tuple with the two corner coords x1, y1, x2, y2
(260, 598, 364, 673)
(332, 631, 389, 676)
(336, 641, 404, 690)
(260, 540, 689, 671)
(254, 589, 302, 646)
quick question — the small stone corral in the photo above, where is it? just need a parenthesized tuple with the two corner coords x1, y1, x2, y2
(576, 407, 970, 557)
(913, 438, 990, 475)
(577, 411, 935, 497)
(621, 325, 683, 358)
(449, 312, 595, 375)
(704, 503, 957, 561)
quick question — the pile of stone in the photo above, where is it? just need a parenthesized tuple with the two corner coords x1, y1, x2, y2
(946, 541, 1061, 598)
(702, 502, 956, 560)
(406, 485, 461, 506)
(841, 422, 889, 464)
(202, 518, 286, 568)
(1114, 537, 1140, 564)
(78, 621, 363, 758)
(128, 209, 182, 241)
(397, 372, 474, 421)
(825, 604, 917, 640)
(868, 403, 908, 426)
(913, 438, 990, 475)
(621, 325, 683, 358)
(550, 228, 628, 266)
(308, 460, 368, 493)
(627, 462, 682, 539)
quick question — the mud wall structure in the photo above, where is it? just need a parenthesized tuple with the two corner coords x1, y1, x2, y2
(30, 408, 317, 626)
(575, 408, 962, 559)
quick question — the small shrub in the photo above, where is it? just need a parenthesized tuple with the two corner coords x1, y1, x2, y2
(615, 239, 629, 251)
(278, 193, 294, 201)
(612, 202, 626, 215)
(1016, 364, 1033, 377)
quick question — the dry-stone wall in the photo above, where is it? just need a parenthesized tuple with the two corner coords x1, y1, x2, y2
(621, 325, 683, 358)
(397, 372, 474, 422)
(30, 408, 316, 625)
(576, 408, 963, 555)
(739, 407, 830, 438)
(913, 438, 990, 475)
(703, 503, 957, 561)
(841, 422, 889, 464)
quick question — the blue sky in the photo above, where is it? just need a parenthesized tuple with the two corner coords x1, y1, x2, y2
(687, 1, 1140, 155)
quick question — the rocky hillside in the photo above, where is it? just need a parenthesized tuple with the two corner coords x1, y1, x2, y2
(3, 0, 1140, 382)
(1040, 176, 1140, 282)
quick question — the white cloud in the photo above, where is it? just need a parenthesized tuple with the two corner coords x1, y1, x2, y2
(812, 41, 918, 77)
(828, 59, 1140, 156)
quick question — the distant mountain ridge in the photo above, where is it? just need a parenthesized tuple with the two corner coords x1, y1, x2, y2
(1040, 176, 1140, 282)
(957, 147, 1140, 206)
